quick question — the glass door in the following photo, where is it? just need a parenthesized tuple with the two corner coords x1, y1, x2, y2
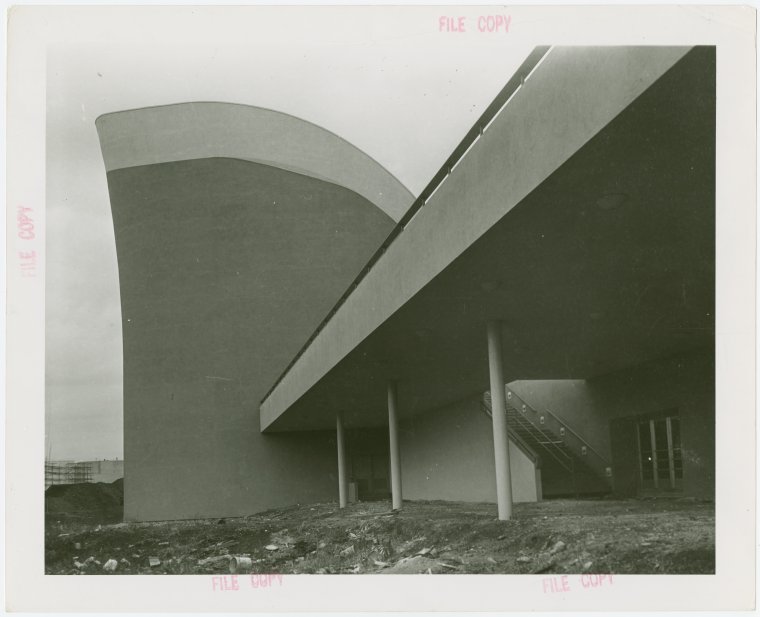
(637, 414, 683, 491)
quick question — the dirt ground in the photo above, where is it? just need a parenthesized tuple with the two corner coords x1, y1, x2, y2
(45, 492, 714, 575)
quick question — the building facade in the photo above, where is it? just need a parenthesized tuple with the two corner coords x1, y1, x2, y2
(99, 46, 715, 521)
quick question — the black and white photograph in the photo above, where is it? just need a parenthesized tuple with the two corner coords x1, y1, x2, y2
(5, 4, 756, 612)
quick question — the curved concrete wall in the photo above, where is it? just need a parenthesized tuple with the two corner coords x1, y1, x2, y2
(96, 102, 414, 221)
(98, 106, 402, 520)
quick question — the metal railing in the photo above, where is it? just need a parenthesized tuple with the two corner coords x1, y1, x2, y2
(504, 387, 612, 487)
(542, 404, 609, 464)
(482, 391, 573, 473)
(260, 46, 552, 405)
(479, 399, 543, 469)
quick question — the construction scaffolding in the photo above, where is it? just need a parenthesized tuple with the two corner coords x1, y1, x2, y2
(45, 461, 93, 488)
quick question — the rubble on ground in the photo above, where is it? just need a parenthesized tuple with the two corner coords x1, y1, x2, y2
(45, 496, 715, 575)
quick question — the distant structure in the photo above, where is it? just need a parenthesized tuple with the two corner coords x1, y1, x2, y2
(45, 459, 124, 488)
(44, 461, 92, 487)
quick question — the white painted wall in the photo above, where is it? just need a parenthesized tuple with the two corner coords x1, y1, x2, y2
(400, 395, 539, 504)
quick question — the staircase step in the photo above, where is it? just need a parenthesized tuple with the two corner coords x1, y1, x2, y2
(484, 395, 613, 489)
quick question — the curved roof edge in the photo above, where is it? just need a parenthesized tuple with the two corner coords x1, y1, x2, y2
(95, 101, 415, 222)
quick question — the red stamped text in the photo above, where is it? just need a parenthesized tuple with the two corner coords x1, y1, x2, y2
(542, 574, 614, 594)
(438, 14, 512, 34)
(211, 573, 284, 592)
(17, 206, 37, 278)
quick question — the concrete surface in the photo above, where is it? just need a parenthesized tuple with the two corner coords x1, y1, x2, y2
(99, 142, 399, 520)
(97, 102, 414, 221)
(261, 46, 693, 429)
(400, 394, 539, 503)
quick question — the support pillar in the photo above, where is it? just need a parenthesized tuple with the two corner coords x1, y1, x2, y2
(387, 381, 403, 510)
(336, 412, 348, 508)
(487, 320, 514, 520)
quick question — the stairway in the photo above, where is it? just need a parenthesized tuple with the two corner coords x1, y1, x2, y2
(481, 388, 613, 496)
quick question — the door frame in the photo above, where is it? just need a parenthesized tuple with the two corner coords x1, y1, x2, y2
(636, 410, 682, 492)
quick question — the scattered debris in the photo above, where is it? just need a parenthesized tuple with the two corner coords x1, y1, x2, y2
(103, 559, 118, 572)
(197, 555, 229, 566)
(45, 497, 715, 576)
(380, 555, 437, 574)
(534, 561, 556, 574)
(549, 541, 567, 555)
(229, 556, 252, 574)
(271, 534, 295, 547)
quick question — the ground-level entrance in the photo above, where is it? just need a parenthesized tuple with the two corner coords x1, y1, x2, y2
(347, 429, 391, 502)
(637, 412, 683, 492)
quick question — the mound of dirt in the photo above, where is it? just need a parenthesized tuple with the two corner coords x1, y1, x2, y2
(45, 497, 715, 575)
(46, 479, 123, 514)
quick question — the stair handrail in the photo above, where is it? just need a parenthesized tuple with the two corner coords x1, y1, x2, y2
(504, 387, 611, 483)
(479, 401, 543, 469)
(539, 403, 610, 466)
(505, 387, 609, 465)
(509, 408, 573, 473)
(482, 391, 574, 472)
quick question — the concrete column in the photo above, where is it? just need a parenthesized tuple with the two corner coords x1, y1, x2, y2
(336, 412, 348, 508)
(387, 381, 403, 510)
(487, 320, 514, 520)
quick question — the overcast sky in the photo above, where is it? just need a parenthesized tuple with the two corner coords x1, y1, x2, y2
(44, 6, 532, 461)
